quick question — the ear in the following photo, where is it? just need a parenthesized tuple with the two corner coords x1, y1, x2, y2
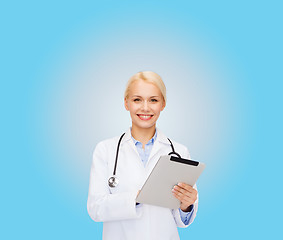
(161, 100, 166, 111)
(124, 98, 129, 111)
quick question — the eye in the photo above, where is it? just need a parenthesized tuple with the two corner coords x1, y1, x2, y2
(150, 99, 158, 102)
(133, 98, 141, 102)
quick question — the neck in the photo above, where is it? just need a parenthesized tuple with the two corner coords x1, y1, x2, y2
(131, 124, 156, 144)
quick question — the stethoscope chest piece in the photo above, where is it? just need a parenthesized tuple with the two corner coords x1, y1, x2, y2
(108, 175, 119, 188)
(108, 132, 180, 188)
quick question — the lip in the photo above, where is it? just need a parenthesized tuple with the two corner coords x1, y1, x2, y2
(137, 114, 153, 121)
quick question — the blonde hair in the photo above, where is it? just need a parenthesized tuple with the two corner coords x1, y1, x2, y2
(124, 71, 167, 104)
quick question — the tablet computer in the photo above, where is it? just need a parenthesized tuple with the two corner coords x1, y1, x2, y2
(136, 155, 205, 209)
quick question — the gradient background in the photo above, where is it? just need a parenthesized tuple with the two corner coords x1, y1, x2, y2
(1, 0, 282, 239)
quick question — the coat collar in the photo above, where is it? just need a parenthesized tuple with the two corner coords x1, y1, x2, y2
(120, 127, 171, 146)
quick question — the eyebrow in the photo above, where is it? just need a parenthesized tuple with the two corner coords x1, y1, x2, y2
(132, 95, 160, 98)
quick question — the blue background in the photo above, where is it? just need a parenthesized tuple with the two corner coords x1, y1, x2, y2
(1, 0, 282, 239)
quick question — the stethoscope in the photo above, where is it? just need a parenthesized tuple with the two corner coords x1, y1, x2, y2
(108, 132, 181, 188)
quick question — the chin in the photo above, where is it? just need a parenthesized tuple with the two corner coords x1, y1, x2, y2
(135, 123, 156, 129)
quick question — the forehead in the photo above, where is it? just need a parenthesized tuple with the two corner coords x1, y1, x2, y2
(129, 79, 161, 97)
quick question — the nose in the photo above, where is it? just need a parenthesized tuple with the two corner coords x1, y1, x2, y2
(141, 100, 149, 111)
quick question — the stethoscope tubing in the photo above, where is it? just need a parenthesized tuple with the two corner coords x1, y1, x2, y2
(113, 132, 126, 176)
(108, 132, 181, 188)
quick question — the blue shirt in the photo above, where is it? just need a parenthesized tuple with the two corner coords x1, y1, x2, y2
(131, 129, 194, 225)
(131, 129, 157, 167)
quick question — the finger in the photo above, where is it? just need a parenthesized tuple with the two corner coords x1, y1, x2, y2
(172, 186, 191, 198)
(177, 184, 198, 197)
(173, 185, 196, 198)
(177, 183, 194, 192)
(172, 187, 197, 202)
(173, 191, 196, 206)
(172, 191, 195, 206)
(172, 187, 197, 203)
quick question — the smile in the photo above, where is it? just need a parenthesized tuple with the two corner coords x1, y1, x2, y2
(137, 114, 153, 120)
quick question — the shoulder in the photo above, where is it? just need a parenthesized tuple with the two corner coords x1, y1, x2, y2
(93, 134, 121, 151)
(91, 134, 124, 163)
(170, 139, 191, 159)
(171, 140, 188, 151)
(157, 128, 190, 159)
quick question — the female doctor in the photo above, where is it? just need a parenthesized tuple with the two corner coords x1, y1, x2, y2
(87, 71, 198, 240)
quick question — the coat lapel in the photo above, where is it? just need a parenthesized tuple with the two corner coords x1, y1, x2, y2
(120, 127, 171, 167)
(120, 127, 140, 157)
(147, 127, 171, 163)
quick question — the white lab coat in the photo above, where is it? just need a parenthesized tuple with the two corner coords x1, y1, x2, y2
(87, 127, 198, 240)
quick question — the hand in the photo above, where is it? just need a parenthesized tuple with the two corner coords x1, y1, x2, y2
(172, 182, 197, 212)
(136, 190, 141, 205)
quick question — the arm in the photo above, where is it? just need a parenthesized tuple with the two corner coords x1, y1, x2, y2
(87, 142, 141, 222)
(171, 146, 199, 227)
(171, 184, 199, 227)
(179, 204, 195, 225)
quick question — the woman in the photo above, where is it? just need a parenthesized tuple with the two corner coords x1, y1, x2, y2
(87, 71, 198, 240)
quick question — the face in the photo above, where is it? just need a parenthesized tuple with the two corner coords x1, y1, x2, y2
(124, 79, 165, 130)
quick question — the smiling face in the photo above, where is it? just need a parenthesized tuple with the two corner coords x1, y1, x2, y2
(124, 79, 166, 131)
